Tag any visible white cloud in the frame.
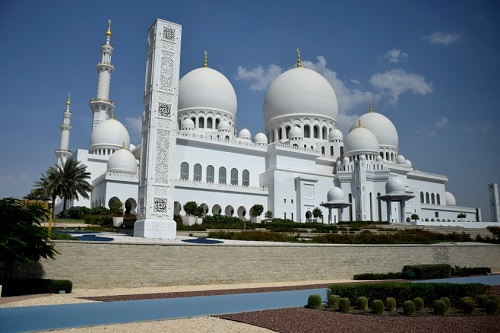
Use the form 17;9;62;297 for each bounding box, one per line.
416;128;437;137
337;112;359;135
125;117;142;135
235;64;282;91
423;32;461;45
383;49;408;63
435;117;448;128
462;121;491;134
370;69;433;103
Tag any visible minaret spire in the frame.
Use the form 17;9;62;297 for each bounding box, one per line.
55;94;73;166
369;100;373;113
203;50;208;67
296;48;302;68
89;19;116;131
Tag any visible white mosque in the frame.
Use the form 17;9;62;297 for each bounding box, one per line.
54;19;480;230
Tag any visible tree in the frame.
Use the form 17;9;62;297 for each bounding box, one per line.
313;207;323;220
110;200;124;217
411;213;420;222
457;213;466;221
250;204;264;217
183;201;198;216
265;210;273;220
23;188;49;201
0;198;57;279
35;159;92;216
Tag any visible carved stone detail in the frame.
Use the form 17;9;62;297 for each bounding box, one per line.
158;103;171;118
154;129;169;183
162;27;175;40
153;197;168;213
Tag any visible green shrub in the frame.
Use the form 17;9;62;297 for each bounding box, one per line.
462;299;475;314
440;297;451;313
328;295;340;309
451;266;491;277
338;298;351;313
356;296;368;311
0;279;72;296
307;294;323;309
83;214;113;227
413;297;424;311
477;294;489;307
403;300;416;316
489;294;500;307
433;300;447;316
402;264;451;279
353;272;404;280
386;297;397;312
371;300;384;314
485;299;499;314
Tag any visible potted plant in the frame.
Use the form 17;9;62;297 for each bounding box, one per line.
313;207;323;223
250;204;264;223
264;210;273;222
110;200;124;227
182;201;198;226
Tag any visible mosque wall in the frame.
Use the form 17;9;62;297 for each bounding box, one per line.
34;241;500;289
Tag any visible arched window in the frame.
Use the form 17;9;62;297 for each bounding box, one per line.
431;193;435;205
420;192;424;203
207;117;213;129
304;125;310;138
436;194;441;205
385;152;389;160
178;119;181;130
242;169;249;186
194;163;202;181
278;128;283;140
215;118;220;129
199;117;205;129
285;126;291;139
321;146;325;155
219;167;226;184
231;168;238;185
206;165;214;183
426;192;430;204
313;125;319;138
340;146;344;159
180;162;189;180
191;117;196;127
322;126;327;140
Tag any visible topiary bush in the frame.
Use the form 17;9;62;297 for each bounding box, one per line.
489;294;500;307
307;294;323;309
403;300;416;316
402;264;451;279
413;297;424;312
477;294;489;307
440;297;451;313
328;294;340;309
485;299;499;314
338;298;351;313
433;300;447;316
462;299;475;314
386;297;397;312
371;300;385;314
356;296;368;311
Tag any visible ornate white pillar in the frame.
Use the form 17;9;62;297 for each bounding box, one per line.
55;94;73;166
134;19;182;239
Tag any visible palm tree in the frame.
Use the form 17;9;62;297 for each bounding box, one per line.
35;159;93;216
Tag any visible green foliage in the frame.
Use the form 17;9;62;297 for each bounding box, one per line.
312;207;323;218
451;266;491;276
327;282;489;307
371;300;384;314
250;204;264;217
477;294;489;307
338;298;351;313
89;206;112;215
122;214;137;228
489;294;500;307
56;206;91;219
307;294;322;309
485;299;499;313
386;297;397;312
403;300;416;316
183;201;199;216
353;272;404;280
461;298;475;314
208;230;297;242
110;200;124;216
202;214;243;225
433;300;447;316
440;297;451;313
328;295;340;309
457;213;466;219
51;232;79;240
402;264;451;279
83;215;113;227
0;278;72;296
356;296;368;311
411;213;420;221
264;210;273;219
413;297;424;311
0;198;57;279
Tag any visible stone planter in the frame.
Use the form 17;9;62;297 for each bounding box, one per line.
112;217;124;228
182;215;197;226
250;216;262;223
195;217;203;225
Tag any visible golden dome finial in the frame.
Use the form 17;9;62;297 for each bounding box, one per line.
111;109;115;119
296;48;301;68
66;93;71;106
369;100;373;113
203;50;208;68
358;119;362;128
106;19;112;38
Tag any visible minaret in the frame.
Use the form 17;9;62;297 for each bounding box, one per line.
89;19;115;131
55;94;73;166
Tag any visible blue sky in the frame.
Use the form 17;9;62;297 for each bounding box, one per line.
1;0;499;218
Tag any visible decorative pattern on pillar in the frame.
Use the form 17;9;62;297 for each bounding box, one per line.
55;94;73;166
89;20;115;131
134;19;182;239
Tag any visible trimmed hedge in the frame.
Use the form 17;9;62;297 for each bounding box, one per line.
353;272;404;280
434;300;447;316
462;299;475;314
386;297;397;312
0;279;72;296
328;294;340;309
371;300;384;314
327;282;489;306
307;294;322;309
485;299;499;314
357;296;369;311
451;266;491;277
403;300;416;316
402;264;451;279
338;298;351;313
414;297;424;311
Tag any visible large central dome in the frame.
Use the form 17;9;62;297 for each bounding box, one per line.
178;67;237;116
263;67;338;125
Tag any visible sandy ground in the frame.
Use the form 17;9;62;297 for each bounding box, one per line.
1;280;348;333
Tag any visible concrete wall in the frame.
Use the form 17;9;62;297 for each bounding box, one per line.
31;241;500;289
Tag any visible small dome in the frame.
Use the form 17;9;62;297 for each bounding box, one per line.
129;143;136;151
178;67;237;116
445;192;456;206
264;67;338;126
350;109;398;149
376;155;383;162
343;156;350;163
344;126;379;156
386;177;405;194
328;128;343;141
90;118;130;152
107;148;137;173
288;126;303;139
254;132;268;144
405;159;412;167
239;128;251;140
218;120;231;131
327;186;345;202
181;118;195;130
359;155;366;161
396;155;406;163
